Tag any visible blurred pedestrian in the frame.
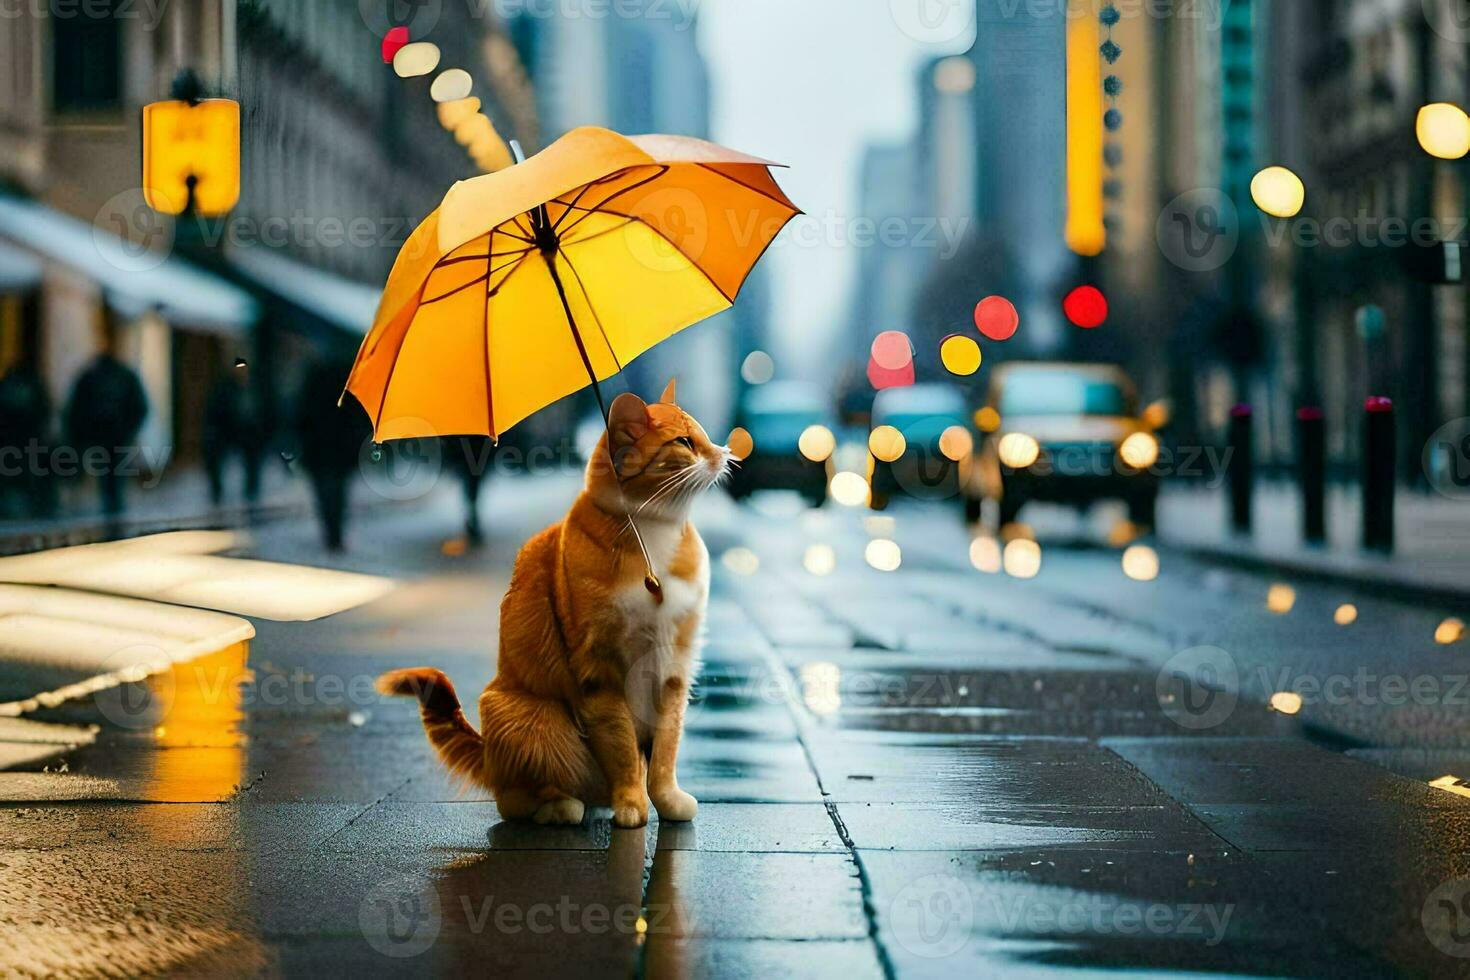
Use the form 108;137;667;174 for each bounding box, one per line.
296;354;367;551
446;436;493;543
203;357;266;508
0;352;54;519
64;334;147;519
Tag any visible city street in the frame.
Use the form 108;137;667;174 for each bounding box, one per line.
4;472;1470;977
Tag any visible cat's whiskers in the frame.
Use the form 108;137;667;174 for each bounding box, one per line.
636;464;702;517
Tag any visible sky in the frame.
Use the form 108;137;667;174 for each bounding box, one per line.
697;0;973;374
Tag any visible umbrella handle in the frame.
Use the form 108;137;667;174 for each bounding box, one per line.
510;140;526;164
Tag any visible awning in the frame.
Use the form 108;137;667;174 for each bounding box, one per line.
227;245;381;337
0;195;258;334
0;240;41;293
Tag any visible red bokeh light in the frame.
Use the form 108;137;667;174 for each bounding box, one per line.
867;356;915;391
381;26;410;64
870;330;914;371
1063;285;1108;329
974;296;1019;341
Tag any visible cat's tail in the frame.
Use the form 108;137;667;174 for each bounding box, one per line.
376;668;488;792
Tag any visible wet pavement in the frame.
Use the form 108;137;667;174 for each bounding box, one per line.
3;472;1470;977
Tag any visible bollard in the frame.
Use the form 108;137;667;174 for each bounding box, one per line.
1228;404;1253;536
1297;407;1326;545
1362;396;1395;553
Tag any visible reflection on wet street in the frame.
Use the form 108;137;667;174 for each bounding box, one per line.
3;491;1470;977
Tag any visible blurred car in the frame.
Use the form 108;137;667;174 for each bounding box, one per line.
868;383;972;511
971;362;1160;528
726;381;836;507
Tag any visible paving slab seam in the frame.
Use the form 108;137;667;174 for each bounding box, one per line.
312;775;415;850
750;633;898;980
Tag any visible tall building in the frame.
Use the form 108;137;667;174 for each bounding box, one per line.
967;0;1070;357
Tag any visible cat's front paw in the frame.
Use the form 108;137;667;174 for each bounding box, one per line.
652;787;698;822
532;797;585;826
611;793;652;834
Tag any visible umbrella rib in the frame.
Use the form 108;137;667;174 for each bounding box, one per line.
547;168;645;233
495;221;535;245
556;215;639;248
694;162;799;212
556;249;624;374
439;247;533;267
510;214;537;242
372;280;429;435
635;220;734;304
550;166;669;240
547;177;613;233
419;253;528;307
482;247;494;437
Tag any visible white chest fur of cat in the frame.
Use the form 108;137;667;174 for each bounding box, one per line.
613;519;708;741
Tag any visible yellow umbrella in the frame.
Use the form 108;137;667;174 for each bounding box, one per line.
343;126;798;444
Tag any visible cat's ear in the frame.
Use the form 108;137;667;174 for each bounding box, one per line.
609;392;650;445
658;378;677;405
608;392;650;474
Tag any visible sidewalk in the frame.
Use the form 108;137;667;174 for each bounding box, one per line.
1159;481;1470;602
0;465;314;556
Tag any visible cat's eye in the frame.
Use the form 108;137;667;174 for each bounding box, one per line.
673;436;696;451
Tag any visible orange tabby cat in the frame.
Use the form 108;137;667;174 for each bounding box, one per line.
378;379;727;828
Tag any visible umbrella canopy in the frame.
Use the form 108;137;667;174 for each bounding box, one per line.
344;126;799;443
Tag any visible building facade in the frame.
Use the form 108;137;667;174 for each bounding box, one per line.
0;0;535;473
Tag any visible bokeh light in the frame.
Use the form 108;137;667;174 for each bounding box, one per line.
870;331;914;371
393;42;441;77
1267;583;1296;614
803;544;837;576
798;425;836;463
1063;285;1108;329
1269;691;1304;715
1417;103;1470;160
430;68;473;103
829;471;869;507
726;427;754;460
869;425;907;463
865;539;902;572
1121;545;1159;581
741;350;775;385
1003;539;1042;579
1436;617;1466;645
1119;432;1160;469
939;425;973;462
1250;166;1306;218
969;536;1001;573
381;26;410;64
940;334;982;376
974;295;1019;341
1334;604;1358;626
1107;520;1141;548
454;113;493;147
721;547;760;576
863;514;896;538
800;662;842;717
867;357;915;391
974;407;1002;433
436;96;481;130
997;432;1040;469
